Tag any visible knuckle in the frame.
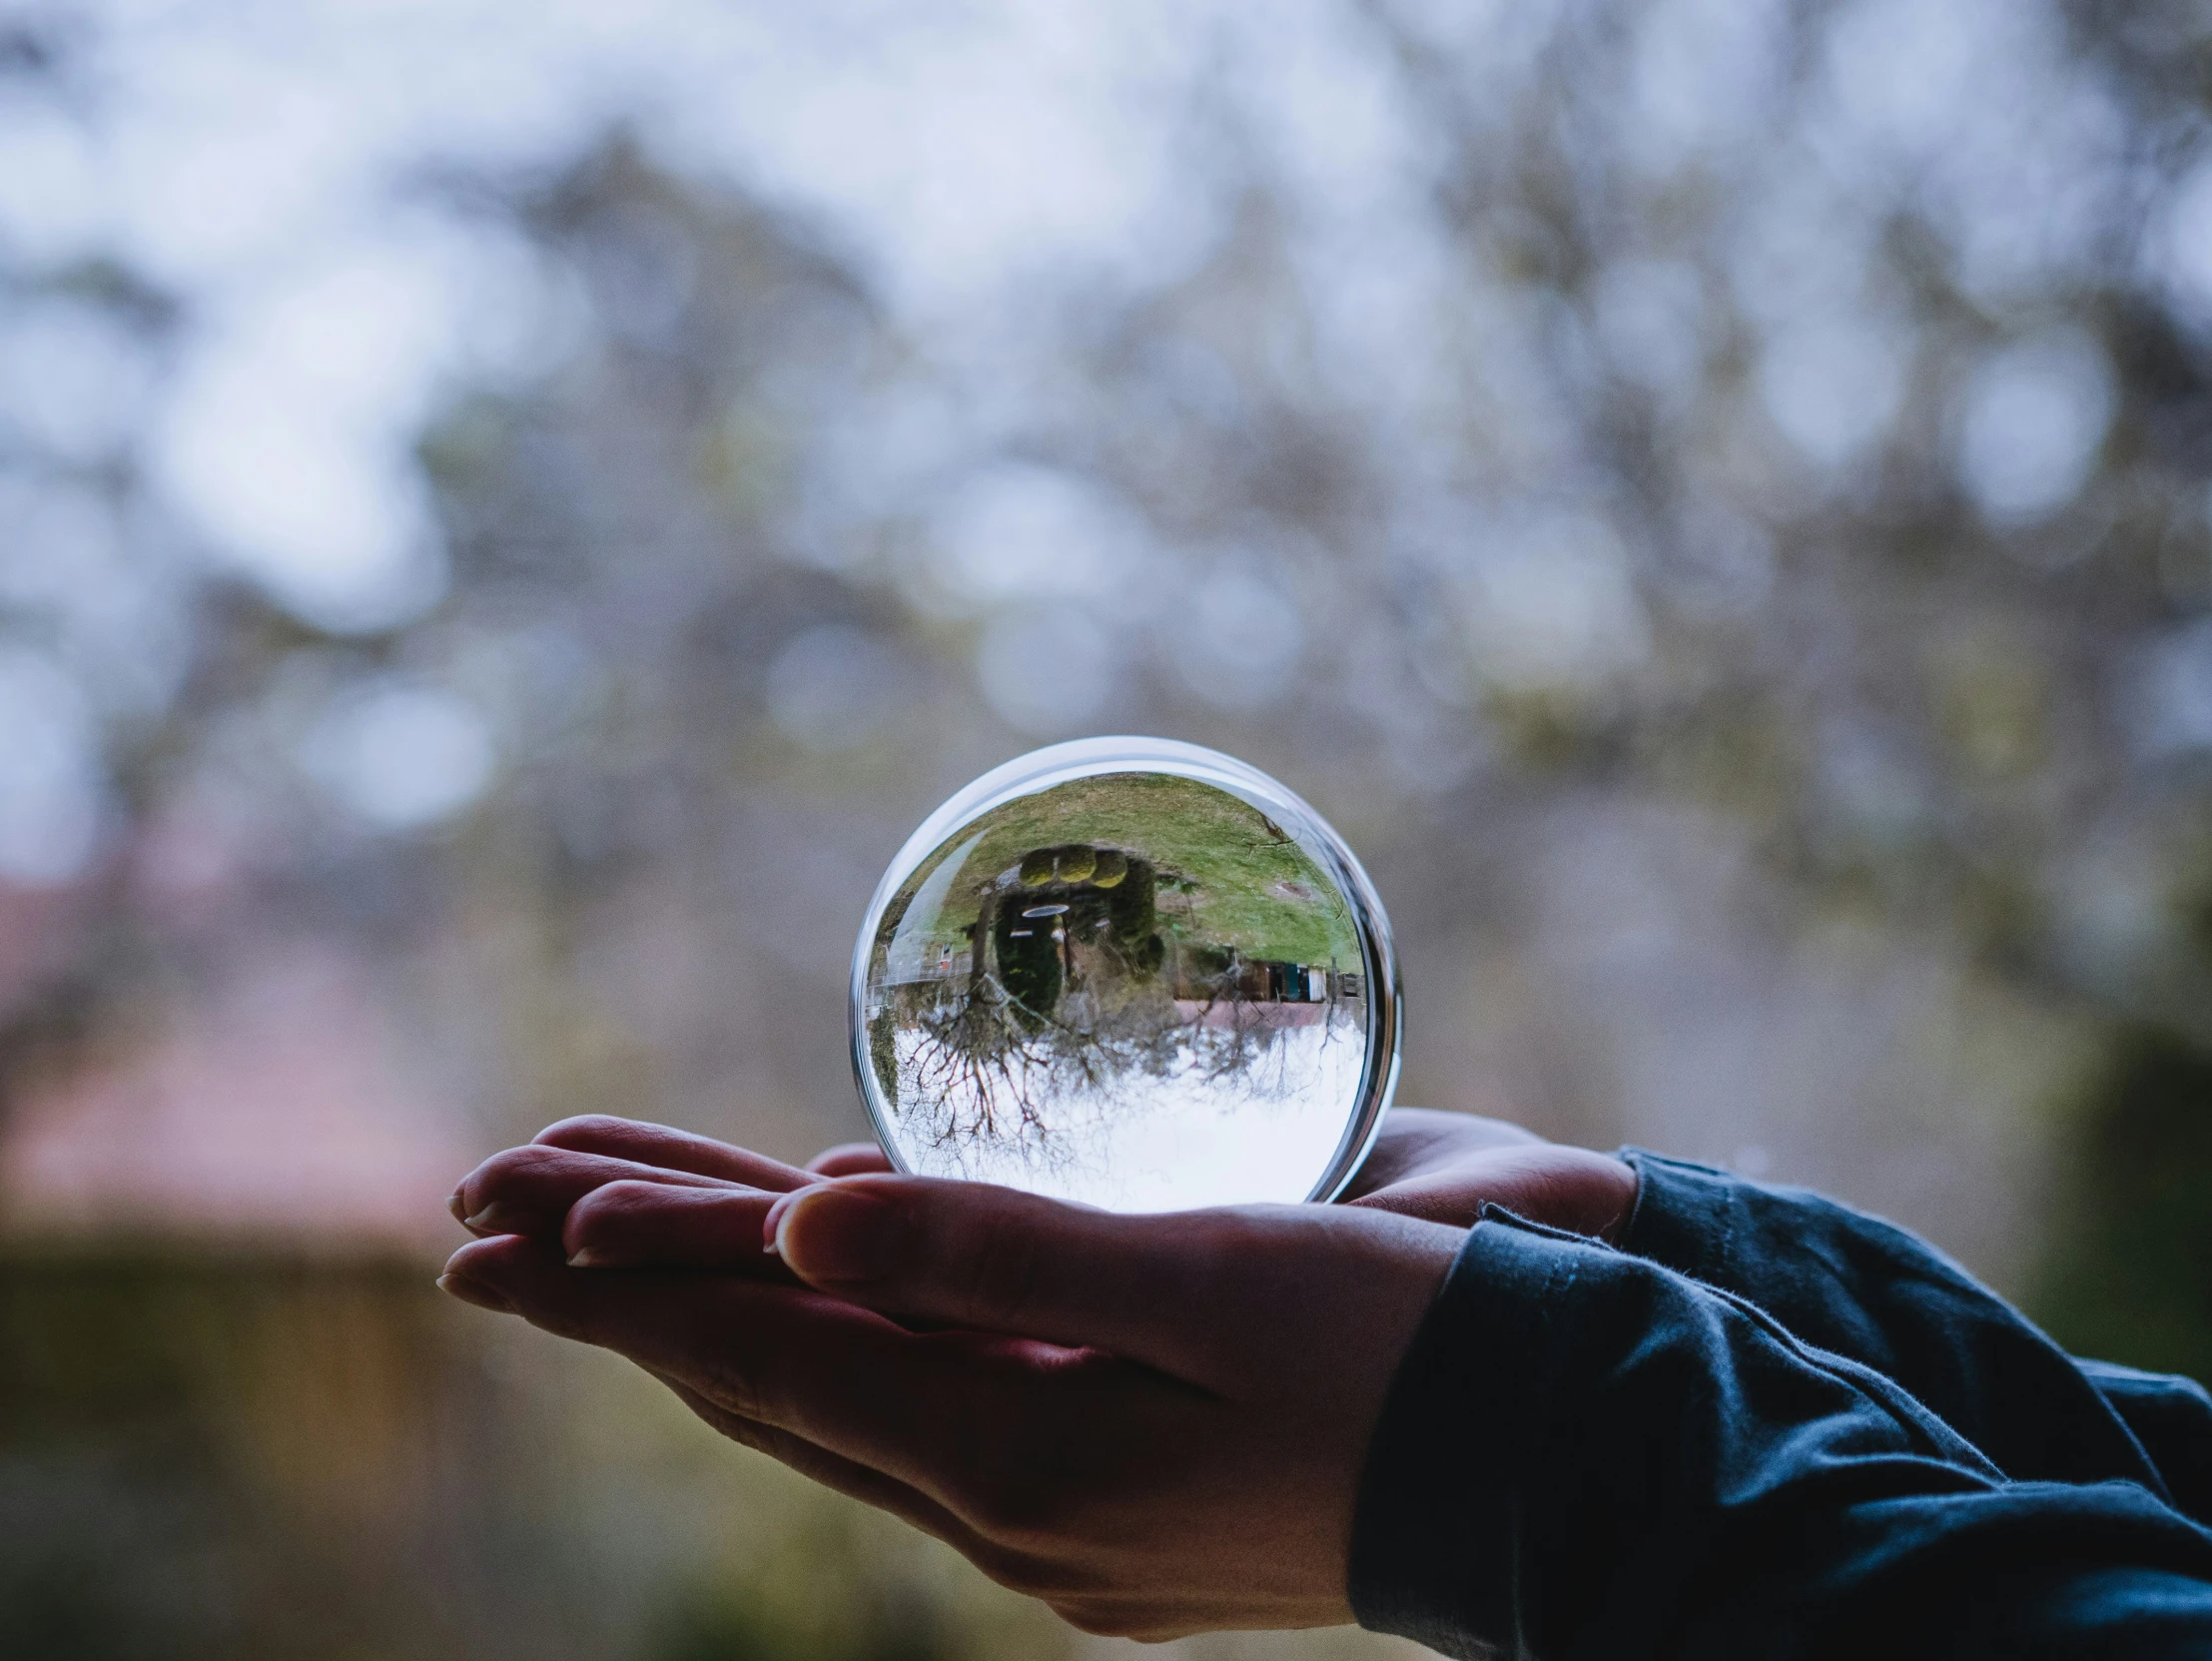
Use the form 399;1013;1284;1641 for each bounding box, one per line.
956;1210;1045;1327
1054;1604;1117;1638
963;1540;1050;1597
532;1114;629;1147
696;1347;774;1425
1167;1213;1246;1299
576;1178;658;1220
463;1146;565;1214
960;1444;1070;1540
520;1145;608;1190
680;1394;766;1449
1051;1601;1154;1640
478;1145;556;1185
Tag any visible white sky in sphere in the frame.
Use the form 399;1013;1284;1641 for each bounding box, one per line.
890;1021;1371;1212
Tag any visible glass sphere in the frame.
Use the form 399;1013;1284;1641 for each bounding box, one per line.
850;738;1400;1212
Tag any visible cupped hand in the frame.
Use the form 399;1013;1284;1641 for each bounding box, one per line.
442;1107;1634;1266
440;1167;1463;1638
437;1107;1633;1636
1338;1107;1639;1241
804;1110;1639;1242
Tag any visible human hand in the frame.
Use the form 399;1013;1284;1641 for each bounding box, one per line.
442;1104;1633;1272
777;1108;1638;1243
440;1151;1464;1637
1337;1107;1639;1242
446;1115;822;1253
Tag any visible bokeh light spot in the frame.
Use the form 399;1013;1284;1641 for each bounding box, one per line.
1176;563;1306;711
0;648;105;887
930;463;1147;611
1956;330;2113;526
975;604;1114;735
1757;312;1910;470
765;624;905;752
301;678;496;831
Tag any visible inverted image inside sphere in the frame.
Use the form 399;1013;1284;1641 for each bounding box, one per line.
863;771;1373;1212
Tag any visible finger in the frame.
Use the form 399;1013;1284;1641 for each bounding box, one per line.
435;1232;1080;1504
1342;1171;1504;1227
563;1180;788;1272
762;1176;1459;1393
1337;1107;1543;1200
1346;1145;1640;1242
451;1144;741;1238
530;1115;817;1191
806;1142;895;1177
440;1239;1046;1570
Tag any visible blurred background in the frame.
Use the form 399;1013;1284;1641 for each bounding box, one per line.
4;0;2212;1655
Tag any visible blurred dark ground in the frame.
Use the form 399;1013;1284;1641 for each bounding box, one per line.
3;1;2212;1655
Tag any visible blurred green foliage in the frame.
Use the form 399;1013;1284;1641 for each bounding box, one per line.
650;1577;951;1661
2035;1028;2212;1384
895;772;1358;964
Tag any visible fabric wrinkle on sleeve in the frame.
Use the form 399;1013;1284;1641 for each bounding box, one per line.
1349;1209;2212;1661
1616;1149;2191;1508
2078;1361;2212;1525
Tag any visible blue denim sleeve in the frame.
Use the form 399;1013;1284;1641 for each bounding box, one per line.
1618;1151;2212;1520
1349;1213;2212;1661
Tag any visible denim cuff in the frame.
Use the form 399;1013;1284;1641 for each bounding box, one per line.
1347;1210;1598;1659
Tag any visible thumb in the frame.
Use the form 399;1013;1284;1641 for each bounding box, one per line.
765;1175;1257;1383
764;1175;1460;1396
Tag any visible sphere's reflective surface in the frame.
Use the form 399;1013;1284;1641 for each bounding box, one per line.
852;739;1399;1211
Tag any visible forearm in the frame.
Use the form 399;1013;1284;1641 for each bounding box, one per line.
1616;1150;2205;1504
1351;1214;2212;1660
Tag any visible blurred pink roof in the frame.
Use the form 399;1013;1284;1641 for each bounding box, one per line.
0;947;475;1256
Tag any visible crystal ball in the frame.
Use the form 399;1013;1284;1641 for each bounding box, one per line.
850;738;1400;1212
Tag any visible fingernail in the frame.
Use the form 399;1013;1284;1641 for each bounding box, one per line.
463;1205;520;1235
762;1189;800;1255
447;1187;468;1226
566;1247;610;1268
436;1272;515;1314
774;1185;905;1284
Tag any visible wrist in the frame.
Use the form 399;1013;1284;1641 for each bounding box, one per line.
1341;1143;1641;1242
1500;1146;1640;1244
